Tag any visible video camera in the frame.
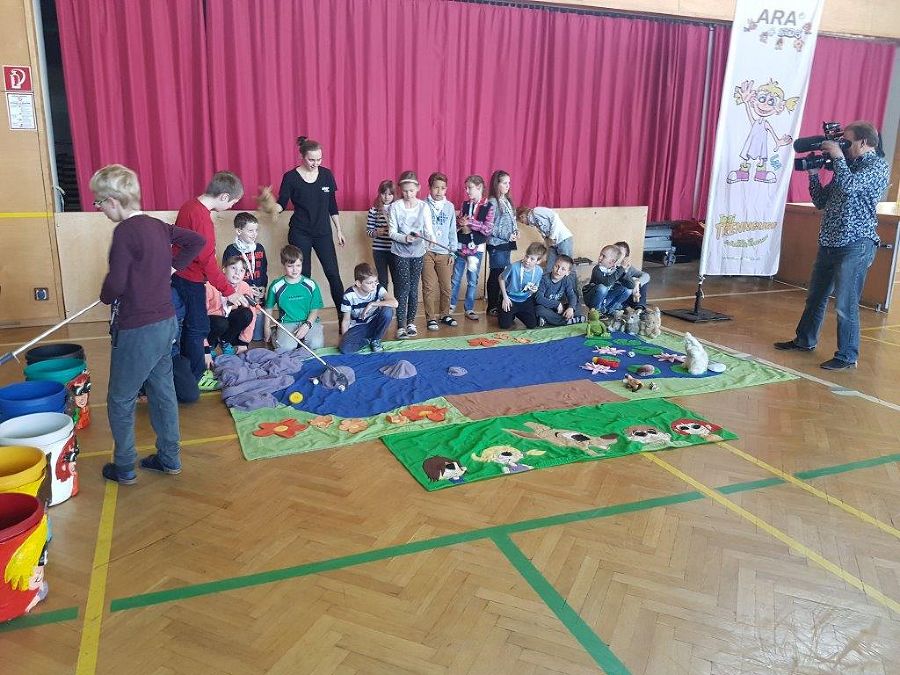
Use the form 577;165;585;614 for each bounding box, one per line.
793;122;850;171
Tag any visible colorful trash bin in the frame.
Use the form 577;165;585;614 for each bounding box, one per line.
0;446;50;504
0;492;48;622
0;381;67;423
23;358;91;430
0;413;78;506
24;343;85;365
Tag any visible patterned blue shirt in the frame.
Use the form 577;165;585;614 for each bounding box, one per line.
809;151;888;247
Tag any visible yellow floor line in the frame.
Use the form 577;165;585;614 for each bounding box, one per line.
79;433;238;459
719;441;900;540
861;335;900;348
75;480;118;675
643;453;900;616
861;323;900;332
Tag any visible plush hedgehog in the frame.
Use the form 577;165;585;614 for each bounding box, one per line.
639;306;662;339
683;332;709;375
623;307;641;335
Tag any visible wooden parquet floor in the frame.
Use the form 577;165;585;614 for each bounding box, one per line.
0;264;898;674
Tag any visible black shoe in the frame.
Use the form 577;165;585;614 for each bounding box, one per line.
773;340;814;352
102;463;137;485
820;358;857;371
140;454;182;475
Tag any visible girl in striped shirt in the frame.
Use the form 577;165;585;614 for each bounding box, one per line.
366;179;395;290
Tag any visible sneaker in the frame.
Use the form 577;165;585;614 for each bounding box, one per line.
198;369;221;391
102;463;136;485
396;328;408;340
465;310;479;321
538;317;546;327
222;344;236;356
140;454;182;475
820;358;857;371
371;339;384;352
568;315;586;324
441;315;458;327
427;320;440;331
487;307;499;317
406;323;418;336
773;340;814;352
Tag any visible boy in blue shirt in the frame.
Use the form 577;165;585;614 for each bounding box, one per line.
498;242;547;329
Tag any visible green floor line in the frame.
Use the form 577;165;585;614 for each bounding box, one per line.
492;532;631;675
107;451;900;613
0;606;79;634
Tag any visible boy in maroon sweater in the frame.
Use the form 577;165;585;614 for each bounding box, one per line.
173;171;249;381
93;164;205;484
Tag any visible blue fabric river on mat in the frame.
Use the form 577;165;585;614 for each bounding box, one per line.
276;334;713;418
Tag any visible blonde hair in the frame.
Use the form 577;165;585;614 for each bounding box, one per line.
758;80;799;112
89;164;141;209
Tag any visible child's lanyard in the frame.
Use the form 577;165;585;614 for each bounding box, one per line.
519;264;536;289
240;250;255;278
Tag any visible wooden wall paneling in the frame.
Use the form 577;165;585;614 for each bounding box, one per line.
55;206;647;322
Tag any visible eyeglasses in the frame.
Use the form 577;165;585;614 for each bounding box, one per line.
92;196;113;208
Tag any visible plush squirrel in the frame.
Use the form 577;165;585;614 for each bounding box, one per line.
683;332;709;375
639;306;662;339
623;307;641;335
255;185;280;215
586;308;609;338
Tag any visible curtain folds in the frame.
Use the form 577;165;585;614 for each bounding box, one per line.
55;0;894;219
56;0;212;210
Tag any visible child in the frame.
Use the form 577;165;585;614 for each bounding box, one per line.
583;245;635;314
388;171;435;339
534;254;585;326
204;257;258;372
450;175;494;322
264;245;324;353
92;164;205;484
366;180;395;290
615;240;650;308
498;242;547;330
516;206;574;274
421;172;458;330
173;171;249;381
221;212;268;340
486;170;518;316
339;262;398;354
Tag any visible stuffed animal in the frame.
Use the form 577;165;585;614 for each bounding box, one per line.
586;308;609;338
607;309;625;332
622;374;643;392
623;307;640;335
683;332;709;375
255;185;280;215
639;306;662;339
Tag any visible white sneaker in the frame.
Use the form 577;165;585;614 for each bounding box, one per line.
406;323;418;336
396;328;408;339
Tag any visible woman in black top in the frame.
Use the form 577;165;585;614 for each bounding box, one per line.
259;136;345;320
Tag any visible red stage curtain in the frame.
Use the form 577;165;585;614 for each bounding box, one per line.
56;0;212;210
694;25;730;220
205;0;710;219
787;35;895;201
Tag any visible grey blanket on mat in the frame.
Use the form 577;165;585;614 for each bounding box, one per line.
213;348;306;411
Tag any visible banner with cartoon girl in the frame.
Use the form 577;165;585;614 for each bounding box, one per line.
700;0;824;276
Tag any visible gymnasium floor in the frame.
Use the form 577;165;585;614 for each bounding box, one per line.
1;262;898;674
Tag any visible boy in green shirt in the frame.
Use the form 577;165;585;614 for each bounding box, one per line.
264;245;325;353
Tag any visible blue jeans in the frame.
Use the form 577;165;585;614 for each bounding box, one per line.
339;307;394;353
172;275;209;381
794;238;877;363
108;317;181;474
588;284;631;313
545;237;574;273
450;252;484;312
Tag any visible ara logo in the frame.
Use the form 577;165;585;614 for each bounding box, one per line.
756;10;802;26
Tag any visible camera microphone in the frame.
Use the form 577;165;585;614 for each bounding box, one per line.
792;135;826;153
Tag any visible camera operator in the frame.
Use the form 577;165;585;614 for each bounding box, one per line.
774;121;889;370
